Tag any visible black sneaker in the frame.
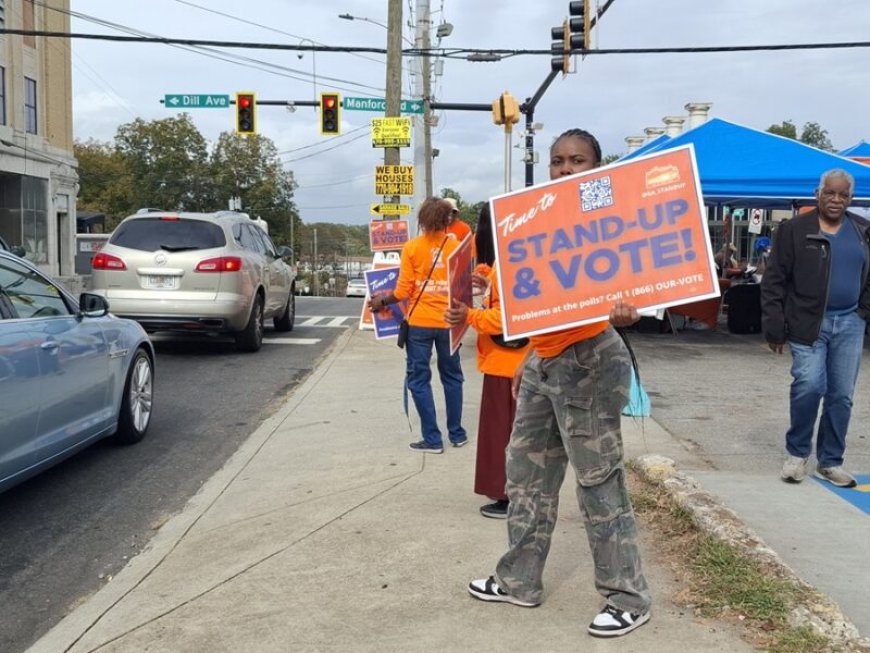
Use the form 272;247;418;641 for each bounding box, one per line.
451;437;469;448
587;604;650;637
408;440;443;454
467;576;539;607
479;500;509;519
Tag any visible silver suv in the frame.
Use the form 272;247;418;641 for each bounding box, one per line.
88;210;296;352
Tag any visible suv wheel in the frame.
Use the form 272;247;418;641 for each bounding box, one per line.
274;288;295;332
236;295;264;352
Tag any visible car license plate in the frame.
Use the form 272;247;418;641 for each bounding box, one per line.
143;275;178;290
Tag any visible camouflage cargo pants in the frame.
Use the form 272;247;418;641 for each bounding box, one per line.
494;327;651;613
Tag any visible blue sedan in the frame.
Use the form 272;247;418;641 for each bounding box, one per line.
0;250;155;493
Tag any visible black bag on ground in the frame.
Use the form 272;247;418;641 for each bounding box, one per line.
396;319;409;349
725;283;762;334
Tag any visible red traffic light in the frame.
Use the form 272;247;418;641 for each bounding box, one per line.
323;96;336;109
238;96;251;109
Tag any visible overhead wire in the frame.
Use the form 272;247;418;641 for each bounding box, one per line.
33;3;387;95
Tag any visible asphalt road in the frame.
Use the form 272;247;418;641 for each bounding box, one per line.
0;297;366;653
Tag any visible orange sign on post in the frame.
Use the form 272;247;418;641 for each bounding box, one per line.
369;219;410;251
490;146;719;340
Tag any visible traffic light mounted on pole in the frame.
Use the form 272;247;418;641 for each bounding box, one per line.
235;92;256;135
320;92;341;135
491;91;520;128
550;0;590;74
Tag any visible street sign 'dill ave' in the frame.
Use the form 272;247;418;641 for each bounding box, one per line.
164;94;230;108
344;96;424;115
371;117;412;148
375;165;415;196
371;203;411;216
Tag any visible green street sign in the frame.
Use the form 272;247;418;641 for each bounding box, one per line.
164;94;230;109
343;96;424;115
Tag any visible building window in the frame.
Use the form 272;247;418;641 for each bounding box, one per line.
24;76;37;134
23;0;35;48
0;67;5;125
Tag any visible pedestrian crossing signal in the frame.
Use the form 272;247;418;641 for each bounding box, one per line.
320;92;340;135
235;92;256;134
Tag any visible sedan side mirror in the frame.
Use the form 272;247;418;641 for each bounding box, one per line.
78;292;110;318
276;245;292;260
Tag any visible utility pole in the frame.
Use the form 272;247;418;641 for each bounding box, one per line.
414;0;434;204
384;0;403;208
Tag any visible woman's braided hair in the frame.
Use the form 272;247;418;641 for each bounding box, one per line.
551;128;602;166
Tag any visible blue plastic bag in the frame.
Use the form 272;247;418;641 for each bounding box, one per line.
622;367;651;417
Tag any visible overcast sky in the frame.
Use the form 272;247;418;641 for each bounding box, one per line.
69;0;870;225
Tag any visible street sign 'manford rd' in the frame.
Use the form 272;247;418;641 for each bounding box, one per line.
164;94;230;108
344;96;424;115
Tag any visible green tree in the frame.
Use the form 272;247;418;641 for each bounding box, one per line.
767;120;797;140
210;132;298;247
114;114;211;213
73;139;136;228
767;120;834;151
799;122;833;151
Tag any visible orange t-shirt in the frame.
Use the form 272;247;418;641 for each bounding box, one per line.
393;231;459;328
446;219;476;260
466;267;529;378
529;322;609;359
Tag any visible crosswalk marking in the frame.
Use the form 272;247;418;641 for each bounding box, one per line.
295;315;357;328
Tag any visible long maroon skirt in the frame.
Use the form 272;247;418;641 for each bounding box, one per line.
474;374;516;500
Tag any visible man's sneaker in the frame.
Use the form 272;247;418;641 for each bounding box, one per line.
451;437;468;448
815;465;857;488
408;441;443;454
467;576;539;608
479;500;509;519
587;604;650;638
781;455;810;483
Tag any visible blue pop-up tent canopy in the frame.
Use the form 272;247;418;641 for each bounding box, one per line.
620;118;870;208
839;140;870;158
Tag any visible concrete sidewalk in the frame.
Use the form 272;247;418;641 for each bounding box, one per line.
27;329;805;652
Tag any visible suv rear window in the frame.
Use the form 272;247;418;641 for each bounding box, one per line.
111;218;226;252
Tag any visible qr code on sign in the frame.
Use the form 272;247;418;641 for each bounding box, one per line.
579;176;613;212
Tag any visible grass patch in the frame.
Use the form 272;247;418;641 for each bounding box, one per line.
629;471;845;653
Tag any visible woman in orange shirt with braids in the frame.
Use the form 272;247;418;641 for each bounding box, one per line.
369;197;466;454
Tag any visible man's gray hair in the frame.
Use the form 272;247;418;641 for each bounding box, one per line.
818;168;854;193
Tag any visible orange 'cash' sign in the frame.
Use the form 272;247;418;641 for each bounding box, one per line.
490;146;719;340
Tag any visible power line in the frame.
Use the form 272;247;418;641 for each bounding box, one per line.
282;132;371;163
5;28;870;57
276;125;369;156
31;5;387;94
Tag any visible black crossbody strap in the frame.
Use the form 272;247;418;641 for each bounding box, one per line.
405;236;449;321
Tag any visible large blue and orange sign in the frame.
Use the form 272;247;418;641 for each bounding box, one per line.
369;220;410;251
490;146;718;340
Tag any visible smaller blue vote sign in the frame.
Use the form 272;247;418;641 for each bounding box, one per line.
364;266;408;340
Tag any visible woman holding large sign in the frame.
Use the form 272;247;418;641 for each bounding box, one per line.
467;129;653;638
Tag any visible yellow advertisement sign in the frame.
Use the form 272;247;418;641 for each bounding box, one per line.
371;117;412;148
375;165;415;196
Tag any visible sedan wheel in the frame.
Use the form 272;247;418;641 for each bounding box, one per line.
112;349;153;444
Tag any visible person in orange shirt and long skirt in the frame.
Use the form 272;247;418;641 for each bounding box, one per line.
445;203;528;519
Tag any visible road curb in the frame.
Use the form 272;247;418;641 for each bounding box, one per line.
633;454;870;652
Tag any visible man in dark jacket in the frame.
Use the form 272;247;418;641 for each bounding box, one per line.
761;169;870;488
